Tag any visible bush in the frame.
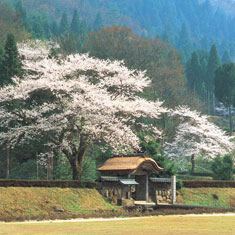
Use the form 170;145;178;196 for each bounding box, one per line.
182;180;235;188
211;155;234;180
139;133;177;177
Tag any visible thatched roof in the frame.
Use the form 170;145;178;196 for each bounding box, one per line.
97;155;163;175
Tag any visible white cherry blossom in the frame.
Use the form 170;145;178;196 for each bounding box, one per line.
0;41;167;180
164;106;235;164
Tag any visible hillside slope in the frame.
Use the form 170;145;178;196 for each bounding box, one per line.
0;187;114;221
12;0;235;60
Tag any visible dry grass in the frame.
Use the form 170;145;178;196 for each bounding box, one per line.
0;187;115;221
177;188;235;208
0;215;235;235
0;187;235;222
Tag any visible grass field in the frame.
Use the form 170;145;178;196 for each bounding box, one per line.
0;215;235;235
178;188;235;208
0;187;116;221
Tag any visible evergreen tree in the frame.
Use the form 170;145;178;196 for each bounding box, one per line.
59;33;78;55
206;44;220;113
71;9;81;35
43;20;51;39
0;45;4;79
186;52;203;97
0;34;22;86
31;16;45;39
214;63;235;135
59;12;69;35
177;23;192;63
51;21;59;37
93;12;103;31
222;50;231;64
15;0;27;28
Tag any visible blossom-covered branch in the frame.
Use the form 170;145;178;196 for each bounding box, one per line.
164;106;235;164
0;41;167;180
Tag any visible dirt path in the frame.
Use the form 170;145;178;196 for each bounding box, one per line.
1;213;235;224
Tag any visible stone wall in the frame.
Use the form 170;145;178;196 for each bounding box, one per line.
149;181;172;204
156;189;172;204
100;187;121;205
99;181;133;205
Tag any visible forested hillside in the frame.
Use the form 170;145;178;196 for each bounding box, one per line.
0;0;234;181
3;0;235;62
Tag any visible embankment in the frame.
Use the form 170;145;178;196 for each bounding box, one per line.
0;187;115;221
177;187;235;208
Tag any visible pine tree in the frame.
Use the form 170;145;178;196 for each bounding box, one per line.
15;0;27;28
71;9;81;35
31;16;45;39
59;12;69;35
222;50;231;64
186;52;203;97
93;12;103;31
177;23;192;63
0;34;22;86
215;63;235;135
206;44;220;113
51;21;59;37
0;45;4;80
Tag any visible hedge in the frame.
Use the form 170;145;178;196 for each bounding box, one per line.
0;179;97;188
182;180;235;188
178;172;212;177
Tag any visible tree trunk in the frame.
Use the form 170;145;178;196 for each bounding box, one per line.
191;154;195;174
70;158;82;181
212;93;215;115
6;144;11;178
229;105;233;136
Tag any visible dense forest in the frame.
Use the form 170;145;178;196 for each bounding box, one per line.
0;0;234;181
3;0;235;62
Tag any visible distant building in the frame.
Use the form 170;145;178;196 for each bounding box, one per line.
98;154;176;206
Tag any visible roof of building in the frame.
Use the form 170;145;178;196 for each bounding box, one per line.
97;155;163;175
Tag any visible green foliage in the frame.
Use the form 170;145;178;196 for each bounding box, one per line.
54;155;72;180
59;12;69;35
214;63;235;135
59;33;79;55
70;9;81;36
177;23;192;62
9;159;38;180
211;155;234;180
93;12;103;31
206;44;220;92
82;157;97;182
214;63;235;108
0;33;22;86
186;51;204;97
15;0;27;28
222;50;231;64
139;133;177;177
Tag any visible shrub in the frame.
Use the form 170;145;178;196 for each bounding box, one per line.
211;155;234;180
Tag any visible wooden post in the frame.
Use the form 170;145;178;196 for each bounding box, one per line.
36;152;39;180
191;154;195;174
6;144;10;178
171;175;176;205
128;174;131;199
146;175;149;201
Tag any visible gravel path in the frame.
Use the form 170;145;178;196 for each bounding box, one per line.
1;213;235;224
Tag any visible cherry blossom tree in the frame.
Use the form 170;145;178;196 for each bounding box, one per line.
163;106;235;173
0;40;167;180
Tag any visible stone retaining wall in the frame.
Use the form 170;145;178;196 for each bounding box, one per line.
156;189;172;203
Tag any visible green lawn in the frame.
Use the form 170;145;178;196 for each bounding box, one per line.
0;215;235;235
178;188;235;208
